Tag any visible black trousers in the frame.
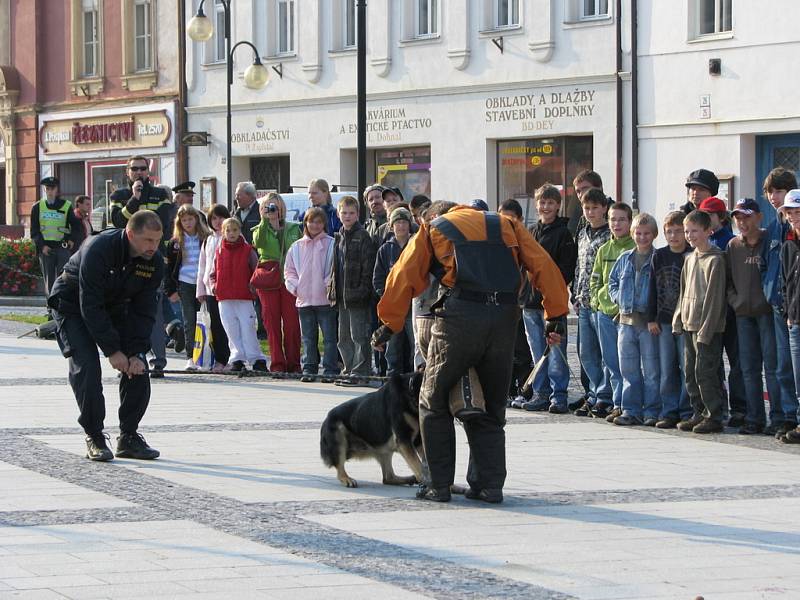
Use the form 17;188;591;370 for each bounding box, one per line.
420;296;519;491
53;310;151;436
205;295;230;366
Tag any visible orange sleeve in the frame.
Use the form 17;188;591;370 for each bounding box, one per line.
377;224;434;332
512;219;570;320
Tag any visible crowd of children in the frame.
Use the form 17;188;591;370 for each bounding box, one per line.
505;167;800;445
175;167;800;444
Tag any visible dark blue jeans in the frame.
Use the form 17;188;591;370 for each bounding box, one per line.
737;313;780;427
774;309;798;425
298;305;339;375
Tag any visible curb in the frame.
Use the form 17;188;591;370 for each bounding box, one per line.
0;295;47;307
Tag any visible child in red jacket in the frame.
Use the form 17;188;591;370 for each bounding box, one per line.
212;218;268;372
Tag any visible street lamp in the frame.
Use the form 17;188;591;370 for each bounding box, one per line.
188;0;270;209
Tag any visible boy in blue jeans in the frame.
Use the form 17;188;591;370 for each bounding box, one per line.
609;213;660;426
590;202;635;421
762;168;799;438
647;211;693;428
519;184;576;413
572;188;613;416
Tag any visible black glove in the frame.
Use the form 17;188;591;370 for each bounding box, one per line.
371;324;394;349
545;317;566;337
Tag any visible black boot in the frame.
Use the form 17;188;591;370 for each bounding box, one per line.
116;432;160;460
85;433;114;462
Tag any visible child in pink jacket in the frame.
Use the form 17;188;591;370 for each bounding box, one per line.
284;207;339;382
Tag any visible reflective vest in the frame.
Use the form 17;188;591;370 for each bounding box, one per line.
39;198;72;242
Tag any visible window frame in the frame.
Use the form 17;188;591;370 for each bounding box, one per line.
579;0;609;20
210;0;226;63
133;0;152;72
414;0;438;38
276;0;296;56
343;0;356;49
82;5;99;77
692;0;733;39
494;0;520;29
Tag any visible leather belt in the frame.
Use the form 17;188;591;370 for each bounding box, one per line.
450;288;517;306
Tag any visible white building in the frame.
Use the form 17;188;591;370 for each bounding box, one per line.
185;0;800;225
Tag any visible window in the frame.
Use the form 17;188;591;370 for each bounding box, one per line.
415;0;438;37
82;0;98;77
495;0;519;28
581;0;608;19
277;0;295;54
698;0;732;35
344;0;356;48
134;0;152;71
212;0;226;62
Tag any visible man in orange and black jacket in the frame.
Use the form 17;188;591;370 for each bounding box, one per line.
373;203;569;504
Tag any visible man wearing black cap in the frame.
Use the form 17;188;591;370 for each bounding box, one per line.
682;168;719;215
30;176;83;301
173;181;196;208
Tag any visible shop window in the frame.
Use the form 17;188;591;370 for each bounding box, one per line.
690;0;732;39
376;147;431;202
121;0;157;90
69;0;104;96
56;162;86;199
497;136;593;229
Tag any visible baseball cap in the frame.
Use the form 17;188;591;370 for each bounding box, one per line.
782;189;800;210
698;196;727;214
685;169;720;195
730;198;760;216
382;187;404;201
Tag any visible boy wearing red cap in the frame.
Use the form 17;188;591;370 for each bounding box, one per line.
698;196;746;427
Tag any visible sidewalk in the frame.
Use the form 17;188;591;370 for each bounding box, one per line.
1;330;800;599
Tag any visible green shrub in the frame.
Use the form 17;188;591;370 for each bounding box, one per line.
0;238;42;296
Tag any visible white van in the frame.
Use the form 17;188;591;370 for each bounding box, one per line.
258;191;358;223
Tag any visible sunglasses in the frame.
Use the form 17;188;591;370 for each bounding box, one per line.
129;166;148;172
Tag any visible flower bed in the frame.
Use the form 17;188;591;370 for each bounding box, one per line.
0;238;43;296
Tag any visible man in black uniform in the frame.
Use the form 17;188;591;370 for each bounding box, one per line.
109;156;173;231
374;204;569;503
48;210;164;461
30;176;82;303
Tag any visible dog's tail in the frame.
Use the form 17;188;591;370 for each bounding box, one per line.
319;413;341;468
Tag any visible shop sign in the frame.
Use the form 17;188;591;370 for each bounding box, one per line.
339;106;432;143
39;110;172;155
232;117;290;154
484;89;597;132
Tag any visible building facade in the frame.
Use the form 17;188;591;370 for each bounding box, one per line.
186;0;625;225
638;0;800;223
0;0;185;228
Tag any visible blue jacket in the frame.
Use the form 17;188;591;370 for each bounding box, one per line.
299;203;342;235
762;216;789;310
710;225;734;251
608;248;653;316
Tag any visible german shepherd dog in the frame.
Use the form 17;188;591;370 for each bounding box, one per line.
320;372;425;488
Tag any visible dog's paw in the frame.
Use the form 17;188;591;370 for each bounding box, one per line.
340;477;359;488
450;484;467;495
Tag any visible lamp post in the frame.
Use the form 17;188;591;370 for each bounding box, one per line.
187;0;269;209
356;0;367;221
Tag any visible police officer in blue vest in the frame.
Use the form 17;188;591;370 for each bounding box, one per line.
48;210;164;462
30;176;82;302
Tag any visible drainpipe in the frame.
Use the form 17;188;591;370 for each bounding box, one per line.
615;0;623;204
631;0;639;211
177;0;188;183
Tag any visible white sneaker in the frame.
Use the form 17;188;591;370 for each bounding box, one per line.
185;360;198;371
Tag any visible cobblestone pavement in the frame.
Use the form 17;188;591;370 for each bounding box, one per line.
2;325;800;599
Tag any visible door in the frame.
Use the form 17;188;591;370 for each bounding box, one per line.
756;134;800;225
